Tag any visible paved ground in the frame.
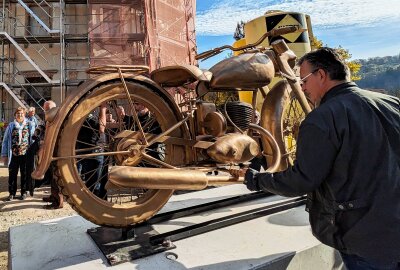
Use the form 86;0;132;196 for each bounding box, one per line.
0;166;76;270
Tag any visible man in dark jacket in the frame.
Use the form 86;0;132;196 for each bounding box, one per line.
244;47;400;269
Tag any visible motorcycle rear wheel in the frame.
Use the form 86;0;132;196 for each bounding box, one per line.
56;80;186;227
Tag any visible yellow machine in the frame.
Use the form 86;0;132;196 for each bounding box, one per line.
234;10;314;107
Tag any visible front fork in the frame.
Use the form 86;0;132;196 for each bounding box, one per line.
256;40;312;172
271;40;312;115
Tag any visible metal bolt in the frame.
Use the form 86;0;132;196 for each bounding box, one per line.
162;240;172;248
348;203;354;208
338;204;344;210
107;255;117;263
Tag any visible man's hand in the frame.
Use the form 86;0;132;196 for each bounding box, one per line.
244;168;261;191
229;167;248;179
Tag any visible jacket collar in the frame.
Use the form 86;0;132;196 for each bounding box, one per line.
320;82;357;105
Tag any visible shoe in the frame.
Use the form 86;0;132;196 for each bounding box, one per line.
6;195;14;201
29;190;34;197
44;202;63;210
42;196;54;202
20;194;27;200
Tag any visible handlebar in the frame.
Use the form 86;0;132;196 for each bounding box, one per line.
196;25;303;61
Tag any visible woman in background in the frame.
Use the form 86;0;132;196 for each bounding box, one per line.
1;107;35;201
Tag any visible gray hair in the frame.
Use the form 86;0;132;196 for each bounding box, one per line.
298;47;350;81
43;100;56;112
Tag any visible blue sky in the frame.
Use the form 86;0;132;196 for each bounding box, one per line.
196;0;400;68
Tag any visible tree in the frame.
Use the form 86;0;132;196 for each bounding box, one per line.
310;36;361;81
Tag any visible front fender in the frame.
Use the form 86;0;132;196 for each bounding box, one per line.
260;80;291;172
32;73;185;180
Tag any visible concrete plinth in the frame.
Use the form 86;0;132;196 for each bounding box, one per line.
9;186;344;270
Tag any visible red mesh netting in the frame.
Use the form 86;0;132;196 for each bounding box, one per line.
88;0;196;70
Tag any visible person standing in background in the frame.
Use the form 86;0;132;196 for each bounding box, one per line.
27;107;38;130
26;106;40;196
116;105;134;130
39;100;65;209
76;104;106;196
1;107;35;200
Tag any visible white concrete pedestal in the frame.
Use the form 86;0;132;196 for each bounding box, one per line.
9;186;344;270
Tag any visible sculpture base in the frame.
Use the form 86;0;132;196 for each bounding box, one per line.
9;185;343;269
87;225;175;266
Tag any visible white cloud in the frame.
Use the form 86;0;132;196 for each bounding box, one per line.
197;0;400;35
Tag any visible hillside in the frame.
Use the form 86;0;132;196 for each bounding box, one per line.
356;54;400;97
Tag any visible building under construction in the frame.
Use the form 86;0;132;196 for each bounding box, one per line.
0;0;196;122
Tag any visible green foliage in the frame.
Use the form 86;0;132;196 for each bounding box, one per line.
309;36;400;97
310;36;323;49
357;55;400;97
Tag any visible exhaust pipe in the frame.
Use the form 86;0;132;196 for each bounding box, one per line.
108;166;243;190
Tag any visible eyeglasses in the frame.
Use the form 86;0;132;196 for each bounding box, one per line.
299;69;319;84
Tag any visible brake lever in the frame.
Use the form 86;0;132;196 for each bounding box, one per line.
200;50;223;61
195;48;223;60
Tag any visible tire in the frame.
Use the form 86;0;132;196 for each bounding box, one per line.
261;80;307;171
56;80;186;227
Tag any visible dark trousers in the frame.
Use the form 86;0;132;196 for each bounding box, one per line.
8;154;27;196
97;161;108;199
45;163;63;207
340;252;400;270
78;156;103;192
25;147;36;194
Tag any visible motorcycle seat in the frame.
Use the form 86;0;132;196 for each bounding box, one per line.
150;64;212;87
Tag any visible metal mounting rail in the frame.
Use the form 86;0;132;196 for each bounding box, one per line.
150;196;306;245
146;190;271;225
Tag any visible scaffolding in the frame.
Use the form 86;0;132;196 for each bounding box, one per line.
0;0;196;122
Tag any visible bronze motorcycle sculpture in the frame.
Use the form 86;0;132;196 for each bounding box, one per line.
32;26;312;227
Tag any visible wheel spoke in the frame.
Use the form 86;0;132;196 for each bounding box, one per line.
282;96;307;163
141;152;177;169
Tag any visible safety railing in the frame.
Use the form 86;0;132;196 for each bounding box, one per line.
17;0;61;34
0;7;58;69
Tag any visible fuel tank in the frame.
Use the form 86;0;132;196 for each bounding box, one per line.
209;53;275;90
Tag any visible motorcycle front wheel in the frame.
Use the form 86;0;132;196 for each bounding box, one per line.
261;80;308;171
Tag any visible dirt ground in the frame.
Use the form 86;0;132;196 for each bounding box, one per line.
0;166;76;270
